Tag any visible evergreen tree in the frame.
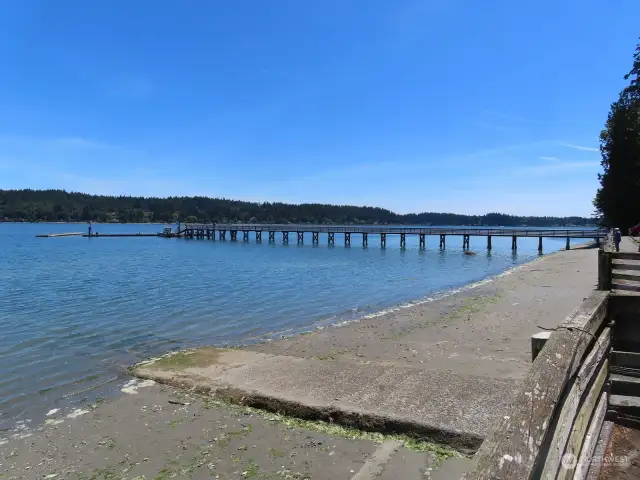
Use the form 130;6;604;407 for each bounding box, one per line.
594;41;640;231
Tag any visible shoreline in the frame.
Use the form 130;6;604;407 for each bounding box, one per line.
131;242;600;441
0;242;593;440
0;243;601;478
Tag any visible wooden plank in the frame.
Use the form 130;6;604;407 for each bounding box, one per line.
556;359;608;480
573;391;608;480
540;328;609;479
612;262;640;271
612;350;640;369
613;272;640;282
612;252;640;261
463;291;609;480
612;282;640;292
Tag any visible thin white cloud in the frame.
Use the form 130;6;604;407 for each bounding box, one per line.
539;156;560;161
561;143;600;152
525;161;600;175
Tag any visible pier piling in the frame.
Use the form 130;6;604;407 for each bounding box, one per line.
282;232;289;243
219;230;226;240
566;237;570;250
243;231;249;242
512;236;517;250
256;231;262;242
381;233;386;248
230;231;237;241
328;232;335;245
463;234;470;249
312;232;319;244
439;234;446;249
538;236;543;252
363;232;368;247
400;233;406;248
487;235;492;250
419;234;425;249
345;232;351;246
297;232;304;244
268;231;275;243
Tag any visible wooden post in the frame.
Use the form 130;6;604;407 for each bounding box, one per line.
345;232;351;246
566;237;571;250
439;234;446;248
419;234;425;248
487;235;492;250
538;236;543;252
512;235;517;250
463;234;470;249
381;233;386;248
400;233;406;248
531;331;552;362
597;250;612;290
363;232;368;247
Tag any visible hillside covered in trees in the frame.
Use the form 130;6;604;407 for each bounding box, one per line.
0;189;594;226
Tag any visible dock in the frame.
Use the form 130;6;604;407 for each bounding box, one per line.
81;233;159;237
176;223;606;251
35;232;83;238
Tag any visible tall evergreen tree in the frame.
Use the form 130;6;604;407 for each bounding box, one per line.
594;41;640;230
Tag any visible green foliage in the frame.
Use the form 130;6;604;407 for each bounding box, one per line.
0;189;592;226
594;40;640;230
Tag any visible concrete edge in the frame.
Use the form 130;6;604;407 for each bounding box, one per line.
133;367;483;453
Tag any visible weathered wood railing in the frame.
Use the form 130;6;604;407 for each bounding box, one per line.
465;290;610;479
599;250;640;294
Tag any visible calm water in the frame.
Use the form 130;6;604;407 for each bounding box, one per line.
0;223;574;434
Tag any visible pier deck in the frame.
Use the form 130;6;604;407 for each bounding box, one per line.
178;223;605;250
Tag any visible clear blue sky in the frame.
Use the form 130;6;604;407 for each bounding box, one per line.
0;0;638;216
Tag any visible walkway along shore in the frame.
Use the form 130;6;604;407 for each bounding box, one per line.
0;244;599;479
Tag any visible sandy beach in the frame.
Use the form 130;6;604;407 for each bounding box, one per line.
0;244;600;479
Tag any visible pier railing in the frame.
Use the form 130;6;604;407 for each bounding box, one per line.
466;290;610;479
183;223;605;238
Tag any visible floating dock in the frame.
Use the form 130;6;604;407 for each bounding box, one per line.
35;232;83;238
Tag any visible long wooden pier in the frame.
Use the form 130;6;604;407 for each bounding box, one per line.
175;223;606;251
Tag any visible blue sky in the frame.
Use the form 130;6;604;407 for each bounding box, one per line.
0;0;638;216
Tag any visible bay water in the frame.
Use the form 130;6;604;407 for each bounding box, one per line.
0;223;572;435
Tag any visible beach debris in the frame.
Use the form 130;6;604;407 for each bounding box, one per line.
168;399;187;405
45;409;59;417
121;379;156;394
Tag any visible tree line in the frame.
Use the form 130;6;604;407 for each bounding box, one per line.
0;189;593;226
594;39;640;231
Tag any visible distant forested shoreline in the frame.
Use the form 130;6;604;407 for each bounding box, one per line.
0;189;596;226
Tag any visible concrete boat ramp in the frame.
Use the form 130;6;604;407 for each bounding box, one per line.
133;348;517;451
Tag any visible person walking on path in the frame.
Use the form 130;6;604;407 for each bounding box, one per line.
614;228;622;252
